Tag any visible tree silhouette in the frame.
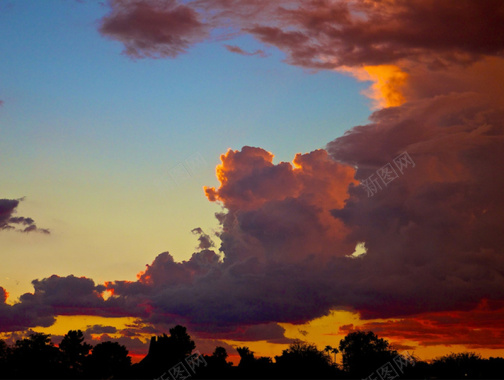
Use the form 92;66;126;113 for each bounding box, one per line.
0;339;10;375
85;341;131;379
324;345;339;364
235;346;273;378
275;340;333;378
211;346;228;365
431;352;483;379
59;330;92;377
166;325;196;362
9;332;61;378
135;325;196;379
196;346;233;379
0;339;8;359
236;346;255;369
338;330;397;378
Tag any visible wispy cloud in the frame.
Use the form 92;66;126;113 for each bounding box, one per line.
224;44;267;57
0;198;50;234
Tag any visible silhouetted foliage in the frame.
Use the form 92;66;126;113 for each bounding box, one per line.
166;325;196;362
275;340;335;378
85;341;131;379
196;347;233;379
0;340;9;375
232;346;272;378
483;357;504;379
431;352;484;379
339;330;398;378
0;340;8;359
9;332;61;379
324;345;339;364
134;324;196;379
236;346;255;368
211;346;228;363
0;326;504;379
59;330;92;378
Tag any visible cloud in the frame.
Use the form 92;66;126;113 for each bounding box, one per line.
99;0;208;59
326;77;504;316
0;274;149;332
98;1;504;68
0;199;20;231
224;44;267;57
191;227;215;250
0;198;50;234
248;0;504;69
196;322;295;344
85;324;118;335
94;148;357;336
0;285;55;332
338;65;408;109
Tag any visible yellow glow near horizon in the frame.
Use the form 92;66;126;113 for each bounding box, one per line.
32;315;138;337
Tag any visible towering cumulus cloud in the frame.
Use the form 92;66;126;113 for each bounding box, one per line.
2;0;503;350
104;148;357;334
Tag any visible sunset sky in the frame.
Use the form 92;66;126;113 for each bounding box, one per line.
1;0;504;364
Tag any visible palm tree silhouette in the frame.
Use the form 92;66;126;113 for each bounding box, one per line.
324;345;339;364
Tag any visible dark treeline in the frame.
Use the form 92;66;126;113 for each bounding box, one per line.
0;326;503;379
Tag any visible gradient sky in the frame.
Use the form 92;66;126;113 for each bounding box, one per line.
1;0;504;364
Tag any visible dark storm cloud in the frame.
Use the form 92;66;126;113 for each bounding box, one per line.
325;85;504;319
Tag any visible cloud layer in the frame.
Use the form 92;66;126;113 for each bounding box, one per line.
99;0;504;68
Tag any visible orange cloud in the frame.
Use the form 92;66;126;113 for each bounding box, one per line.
339;65;408;109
